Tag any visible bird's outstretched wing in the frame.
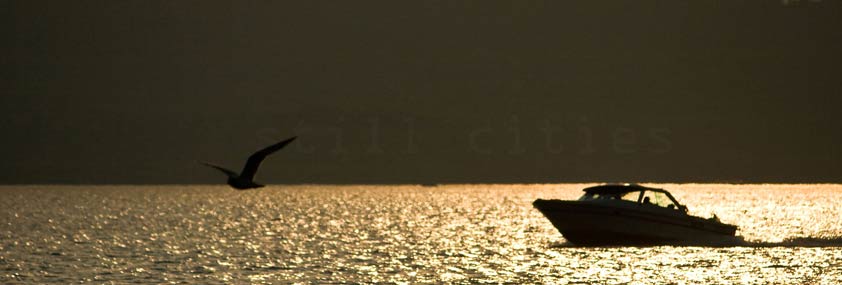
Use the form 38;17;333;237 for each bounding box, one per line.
240;136;297;181
199;161;239;178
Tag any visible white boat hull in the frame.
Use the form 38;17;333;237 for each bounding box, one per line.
534;199;738;246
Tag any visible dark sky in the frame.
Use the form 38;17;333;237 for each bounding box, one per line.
3;1;841;184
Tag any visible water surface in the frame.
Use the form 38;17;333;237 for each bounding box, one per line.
2;184;841;283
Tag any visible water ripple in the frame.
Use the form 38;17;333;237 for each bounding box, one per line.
1;184;842;283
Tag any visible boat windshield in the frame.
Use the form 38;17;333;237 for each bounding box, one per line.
641;191;677;208
579;191;641;202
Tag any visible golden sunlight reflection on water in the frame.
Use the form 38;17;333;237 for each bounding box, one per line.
1;184;842;283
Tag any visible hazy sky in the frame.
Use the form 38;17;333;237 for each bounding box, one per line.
3;1;841;184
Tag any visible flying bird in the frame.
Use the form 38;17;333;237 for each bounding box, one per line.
200;136;297;190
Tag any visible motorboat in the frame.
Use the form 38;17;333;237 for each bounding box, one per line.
533;184;738;246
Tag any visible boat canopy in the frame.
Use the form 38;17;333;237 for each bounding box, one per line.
583;183;659;194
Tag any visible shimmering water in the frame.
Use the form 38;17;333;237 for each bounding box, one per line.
2;184;842;284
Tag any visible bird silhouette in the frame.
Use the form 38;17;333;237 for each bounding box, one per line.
200;136;297;190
